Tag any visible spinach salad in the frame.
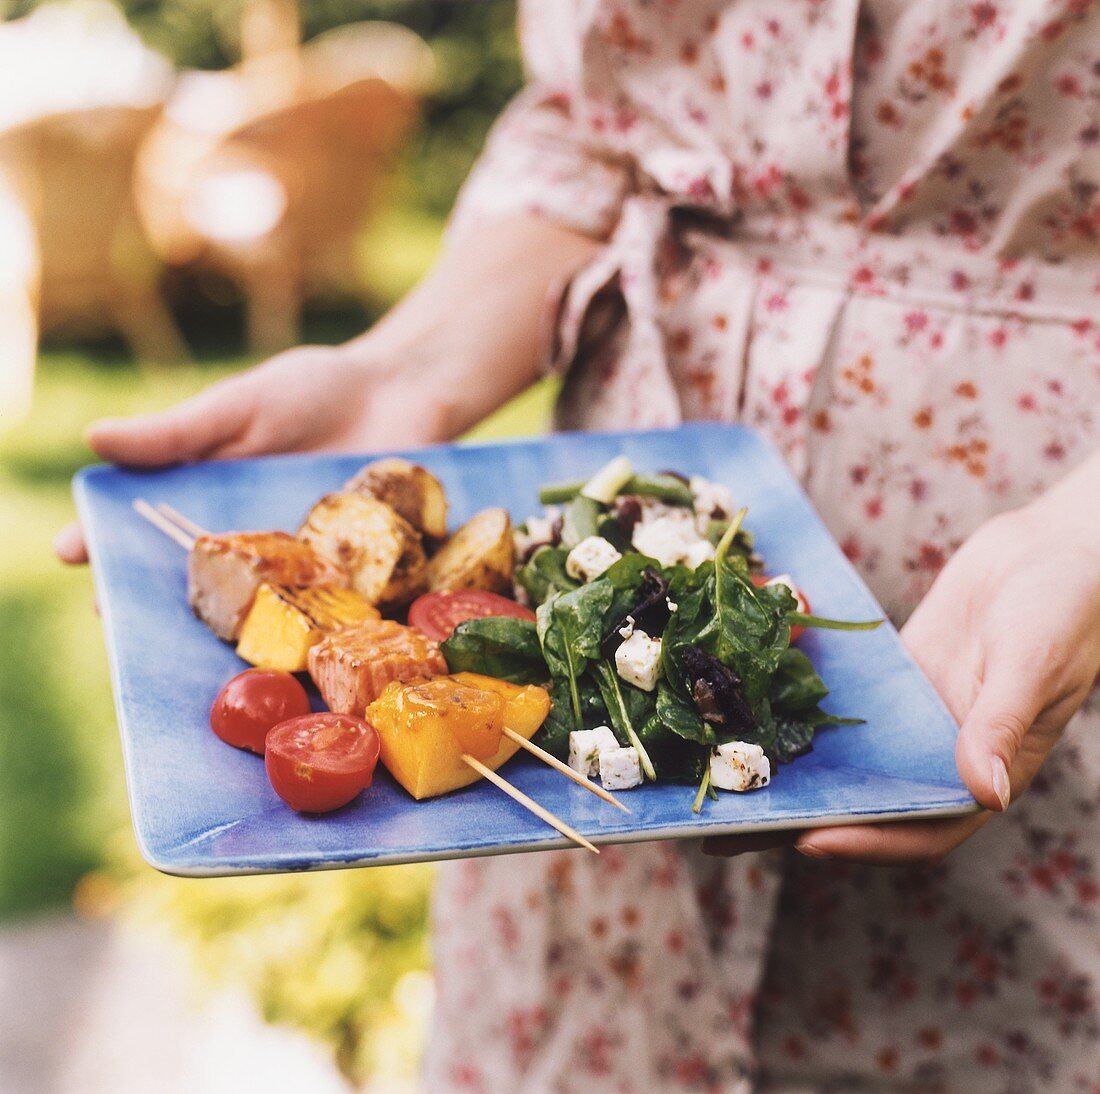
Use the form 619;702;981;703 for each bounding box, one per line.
440;457;879;811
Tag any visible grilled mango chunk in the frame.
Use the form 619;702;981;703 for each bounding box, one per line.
236;583;379;672
366;674;551;800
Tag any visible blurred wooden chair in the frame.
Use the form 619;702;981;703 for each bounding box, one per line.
136;22;433;353
0;104;187;365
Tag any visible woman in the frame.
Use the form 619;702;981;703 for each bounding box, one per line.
59;2;1100;1089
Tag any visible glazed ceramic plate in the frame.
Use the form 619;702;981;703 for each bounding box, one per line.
74;424;976;877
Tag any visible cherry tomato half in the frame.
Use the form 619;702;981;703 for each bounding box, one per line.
408;589;536;643
265;713;380;813
752;574;811;643
210;669;311;754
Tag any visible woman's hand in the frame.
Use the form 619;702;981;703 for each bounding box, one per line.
53;344;462;564
55;213;601;565
704;452;1100;866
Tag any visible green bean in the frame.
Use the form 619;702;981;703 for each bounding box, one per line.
538;480;585;504
538;472;693;507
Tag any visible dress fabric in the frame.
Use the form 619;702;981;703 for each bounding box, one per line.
428;2;1100;1091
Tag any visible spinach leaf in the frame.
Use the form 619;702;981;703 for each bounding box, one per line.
537;678;582;759
594;660;657;779
560;495;602;549
441;617;547;684
536;582;614;730
654;681;714;745
515;545;579;606
774;717;816;763
768;648;829;715
711;560;792;704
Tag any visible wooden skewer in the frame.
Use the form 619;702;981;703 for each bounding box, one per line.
461;754;599;854
133;499;195;550
503;728;630;813
156;503;208;539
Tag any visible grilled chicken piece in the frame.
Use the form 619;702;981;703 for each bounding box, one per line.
345;458;448;540
298;492;428;610
308;619;447;715
236;583;380;672
187;532;348;642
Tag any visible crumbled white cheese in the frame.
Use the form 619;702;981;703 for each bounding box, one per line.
599;745;643;789
568;726;620;777
666;597;678;613
682;538;717;570
514;514;557;560
617;614;636;640
565;536;622;582
615;629;662;692
631;511;704;569
690;474;735;523
709;741;771;792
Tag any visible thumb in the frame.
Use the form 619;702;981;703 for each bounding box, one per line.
954;661;1045;813
85;375;256;468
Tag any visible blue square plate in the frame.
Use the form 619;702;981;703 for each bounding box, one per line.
74;424;976;876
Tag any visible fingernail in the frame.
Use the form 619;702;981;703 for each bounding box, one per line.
796;842;832;859
991;756;1011;811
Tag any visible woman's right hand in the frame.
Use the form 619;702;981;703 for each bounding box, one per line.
53;343;467;564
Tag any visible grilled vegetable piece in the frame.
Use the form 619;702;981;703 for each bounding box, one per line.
308;618;447;715
427;508;514;595
236;583;380;672
366;673;551;800
187;531;348;642
298;492;428;610
345;458;448;540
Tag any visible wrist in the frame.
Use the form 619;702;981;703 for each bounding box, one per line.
1019;452;1100;584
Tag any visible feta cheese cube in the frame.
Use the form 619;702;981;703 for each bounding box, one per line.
615;629;662;692
709;741;771;792
682;538;716;570
631;511;700;568
690;475;735;522
513;514;557;559
598;745;643;789
565;536;622;582
567;726;619;776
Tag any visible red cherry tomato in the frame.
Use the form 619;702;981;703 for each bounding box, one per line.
408;589;536;643
210;669;311;754
752;574;811;643
265;713;380;813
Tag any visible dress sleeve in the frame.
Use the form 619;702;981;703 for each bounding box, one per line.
447;3;634;241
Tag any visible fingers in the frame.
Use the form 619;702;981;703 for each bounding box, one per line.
795;811;989;866
54;521;88;565
701;830;797;857
85;376;256;468
954;661;1047;813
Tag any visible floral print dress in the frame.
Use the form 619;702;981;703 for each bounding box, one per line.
428;2;1100;1090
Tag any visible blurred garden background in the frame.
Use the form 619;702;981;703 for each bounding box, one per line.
0;1;550;1089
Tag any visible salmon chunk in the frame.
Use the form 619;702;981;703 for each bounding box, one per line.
188;531;348;642
307;619;448;715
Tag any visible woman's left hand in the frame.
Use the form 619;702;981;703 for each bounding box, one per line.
704;460;1100;866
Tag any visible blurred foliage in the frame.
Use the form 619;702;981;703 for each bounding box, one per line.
82;833;435;1085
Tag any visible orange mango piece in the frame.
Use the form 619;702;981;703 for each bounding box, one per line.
366;674;551;801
